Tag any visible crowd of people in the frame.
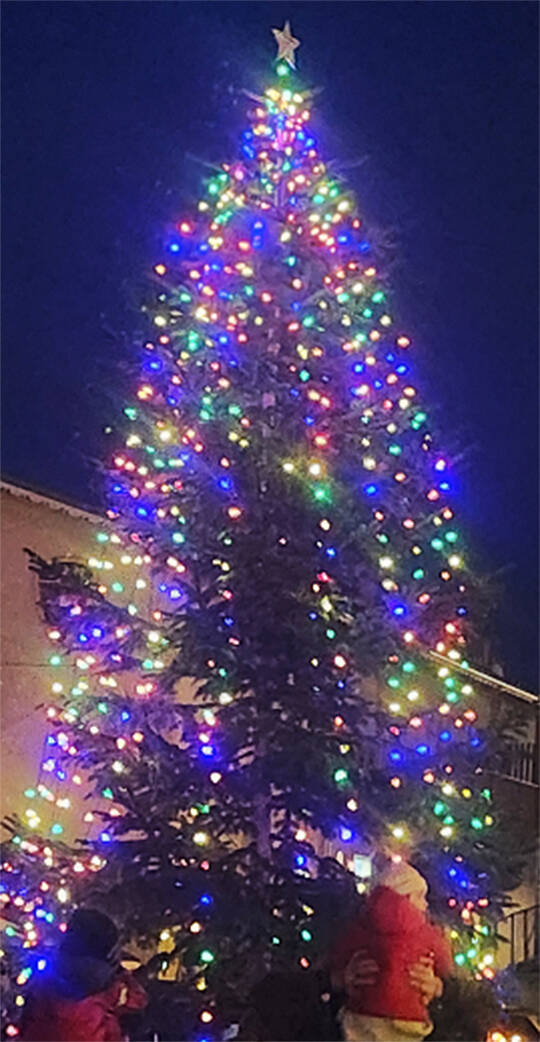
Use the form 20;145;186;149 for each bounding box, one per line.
20;861;453;1042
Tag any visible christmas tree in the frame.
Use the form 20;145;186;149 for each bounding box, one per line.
1;25;523;1040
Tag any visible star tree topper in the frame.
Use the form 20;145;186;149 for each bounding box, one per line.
272;21;300;68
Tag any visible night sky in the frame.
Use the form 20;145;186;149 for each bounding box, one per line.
2;2;538;689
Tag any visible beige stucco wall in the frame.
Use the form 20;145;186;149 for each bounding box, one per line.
0;483;100;823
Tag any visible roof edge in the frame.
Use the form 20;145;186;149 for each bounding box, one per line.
1;480;102;525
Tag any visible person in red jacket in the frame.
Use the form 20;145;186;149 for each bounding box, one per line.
21;908;147;1042
331;861;452;1042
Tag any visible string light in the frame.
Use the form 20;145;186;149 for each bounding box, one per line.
0;34;503;1038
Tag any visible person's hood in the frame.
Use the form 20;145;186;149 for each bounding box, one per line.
46;952;116;1000
377;862;428;903
366;885;425;934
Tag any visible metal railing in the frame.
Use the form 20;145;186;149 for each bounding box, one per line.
502;741;539;787
505;904;540;966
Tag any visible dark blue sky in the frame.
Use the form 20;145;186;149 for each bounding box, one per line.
2;2;538;688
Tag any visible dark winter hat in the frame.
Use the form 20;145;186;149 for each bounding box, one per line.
249;971;328;1041
60;908;119;961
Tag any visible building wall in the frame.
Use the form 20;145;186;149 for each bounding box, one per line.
492;772;539;971
484;690;538;966
0;482;100;823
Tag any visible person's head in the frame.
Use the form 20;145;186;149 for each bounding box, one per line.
378;860;428;913
60;908;119;962
248;971;325;1042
